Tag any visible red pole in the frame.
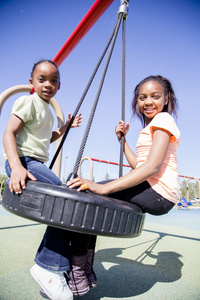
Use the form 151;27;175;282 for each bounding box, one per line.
53;0;115;66
90;158;131;168
90;158;200;180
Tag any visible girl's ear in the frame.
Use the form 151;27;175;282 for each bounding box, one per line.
165;95;168;105
58;82;61;90
29;78;33;87
29;79;35;94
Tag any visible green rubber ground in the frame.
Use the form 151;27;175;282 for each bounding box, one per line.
1;205;200;300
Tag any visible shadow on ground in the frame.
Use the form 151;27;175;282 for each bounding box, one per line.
81;241;183;299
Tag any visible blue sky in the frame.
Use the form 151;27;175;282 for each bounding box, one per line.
0;0;200;182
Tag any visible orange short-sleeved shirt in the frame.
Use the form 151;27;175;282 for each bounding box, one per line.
136;112;180;203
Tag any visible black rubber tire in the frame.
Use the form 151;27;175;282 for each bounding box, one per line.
2;181;145;238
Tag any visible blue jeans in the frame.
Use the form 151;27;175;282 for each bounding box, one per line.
5;157;72;272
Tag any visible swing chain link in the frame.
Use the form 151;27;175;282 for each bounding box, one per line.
117;0;129;20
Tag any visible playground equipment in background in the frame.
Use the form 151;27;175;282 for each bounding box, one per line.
79;156;132;181
178;175;200;203
87;157;200;203
177;196;192;209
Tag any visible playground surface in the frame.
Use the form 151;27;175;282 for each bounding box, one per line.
0;205;200;300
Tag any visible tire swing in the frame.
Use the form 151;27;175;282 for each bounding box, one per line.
2;0;145;238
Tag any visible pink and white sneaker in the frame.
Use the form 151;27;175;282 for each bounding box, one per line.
30;264;73;300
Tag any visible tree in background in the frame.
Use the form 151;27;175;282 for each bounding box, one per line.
0;175;8;195
179;179;199;200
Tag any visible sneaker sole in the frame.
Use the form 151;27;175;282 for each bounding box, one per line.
89;282;98;288
40;288;51;299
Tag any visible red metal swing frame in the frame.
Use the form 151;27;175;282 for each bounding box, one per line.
53;0;115;66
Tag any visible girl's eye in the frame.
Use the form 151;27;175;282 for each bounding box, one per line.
38;78;44;82
139;96;145;101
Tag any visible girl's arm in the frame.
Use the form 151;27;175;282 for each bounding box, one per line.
50;113;82;143
115;121;137;168
123;141;137;169
3;114;36;193
67;128;171;195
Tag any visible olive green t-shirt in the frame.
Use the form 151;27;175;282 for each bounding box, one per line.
11;93;54;162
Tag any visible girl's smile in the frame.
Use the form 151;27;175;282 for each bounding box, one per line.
138;81;168;124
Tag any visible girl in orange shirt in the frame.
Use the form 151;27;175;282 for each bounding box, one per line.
68;75;180;215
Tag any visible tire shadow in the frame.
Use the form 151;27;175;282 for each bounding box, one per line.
80;246;183;299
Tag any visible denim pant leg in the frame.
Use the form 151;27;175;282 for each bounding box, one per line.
5;157;71;272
